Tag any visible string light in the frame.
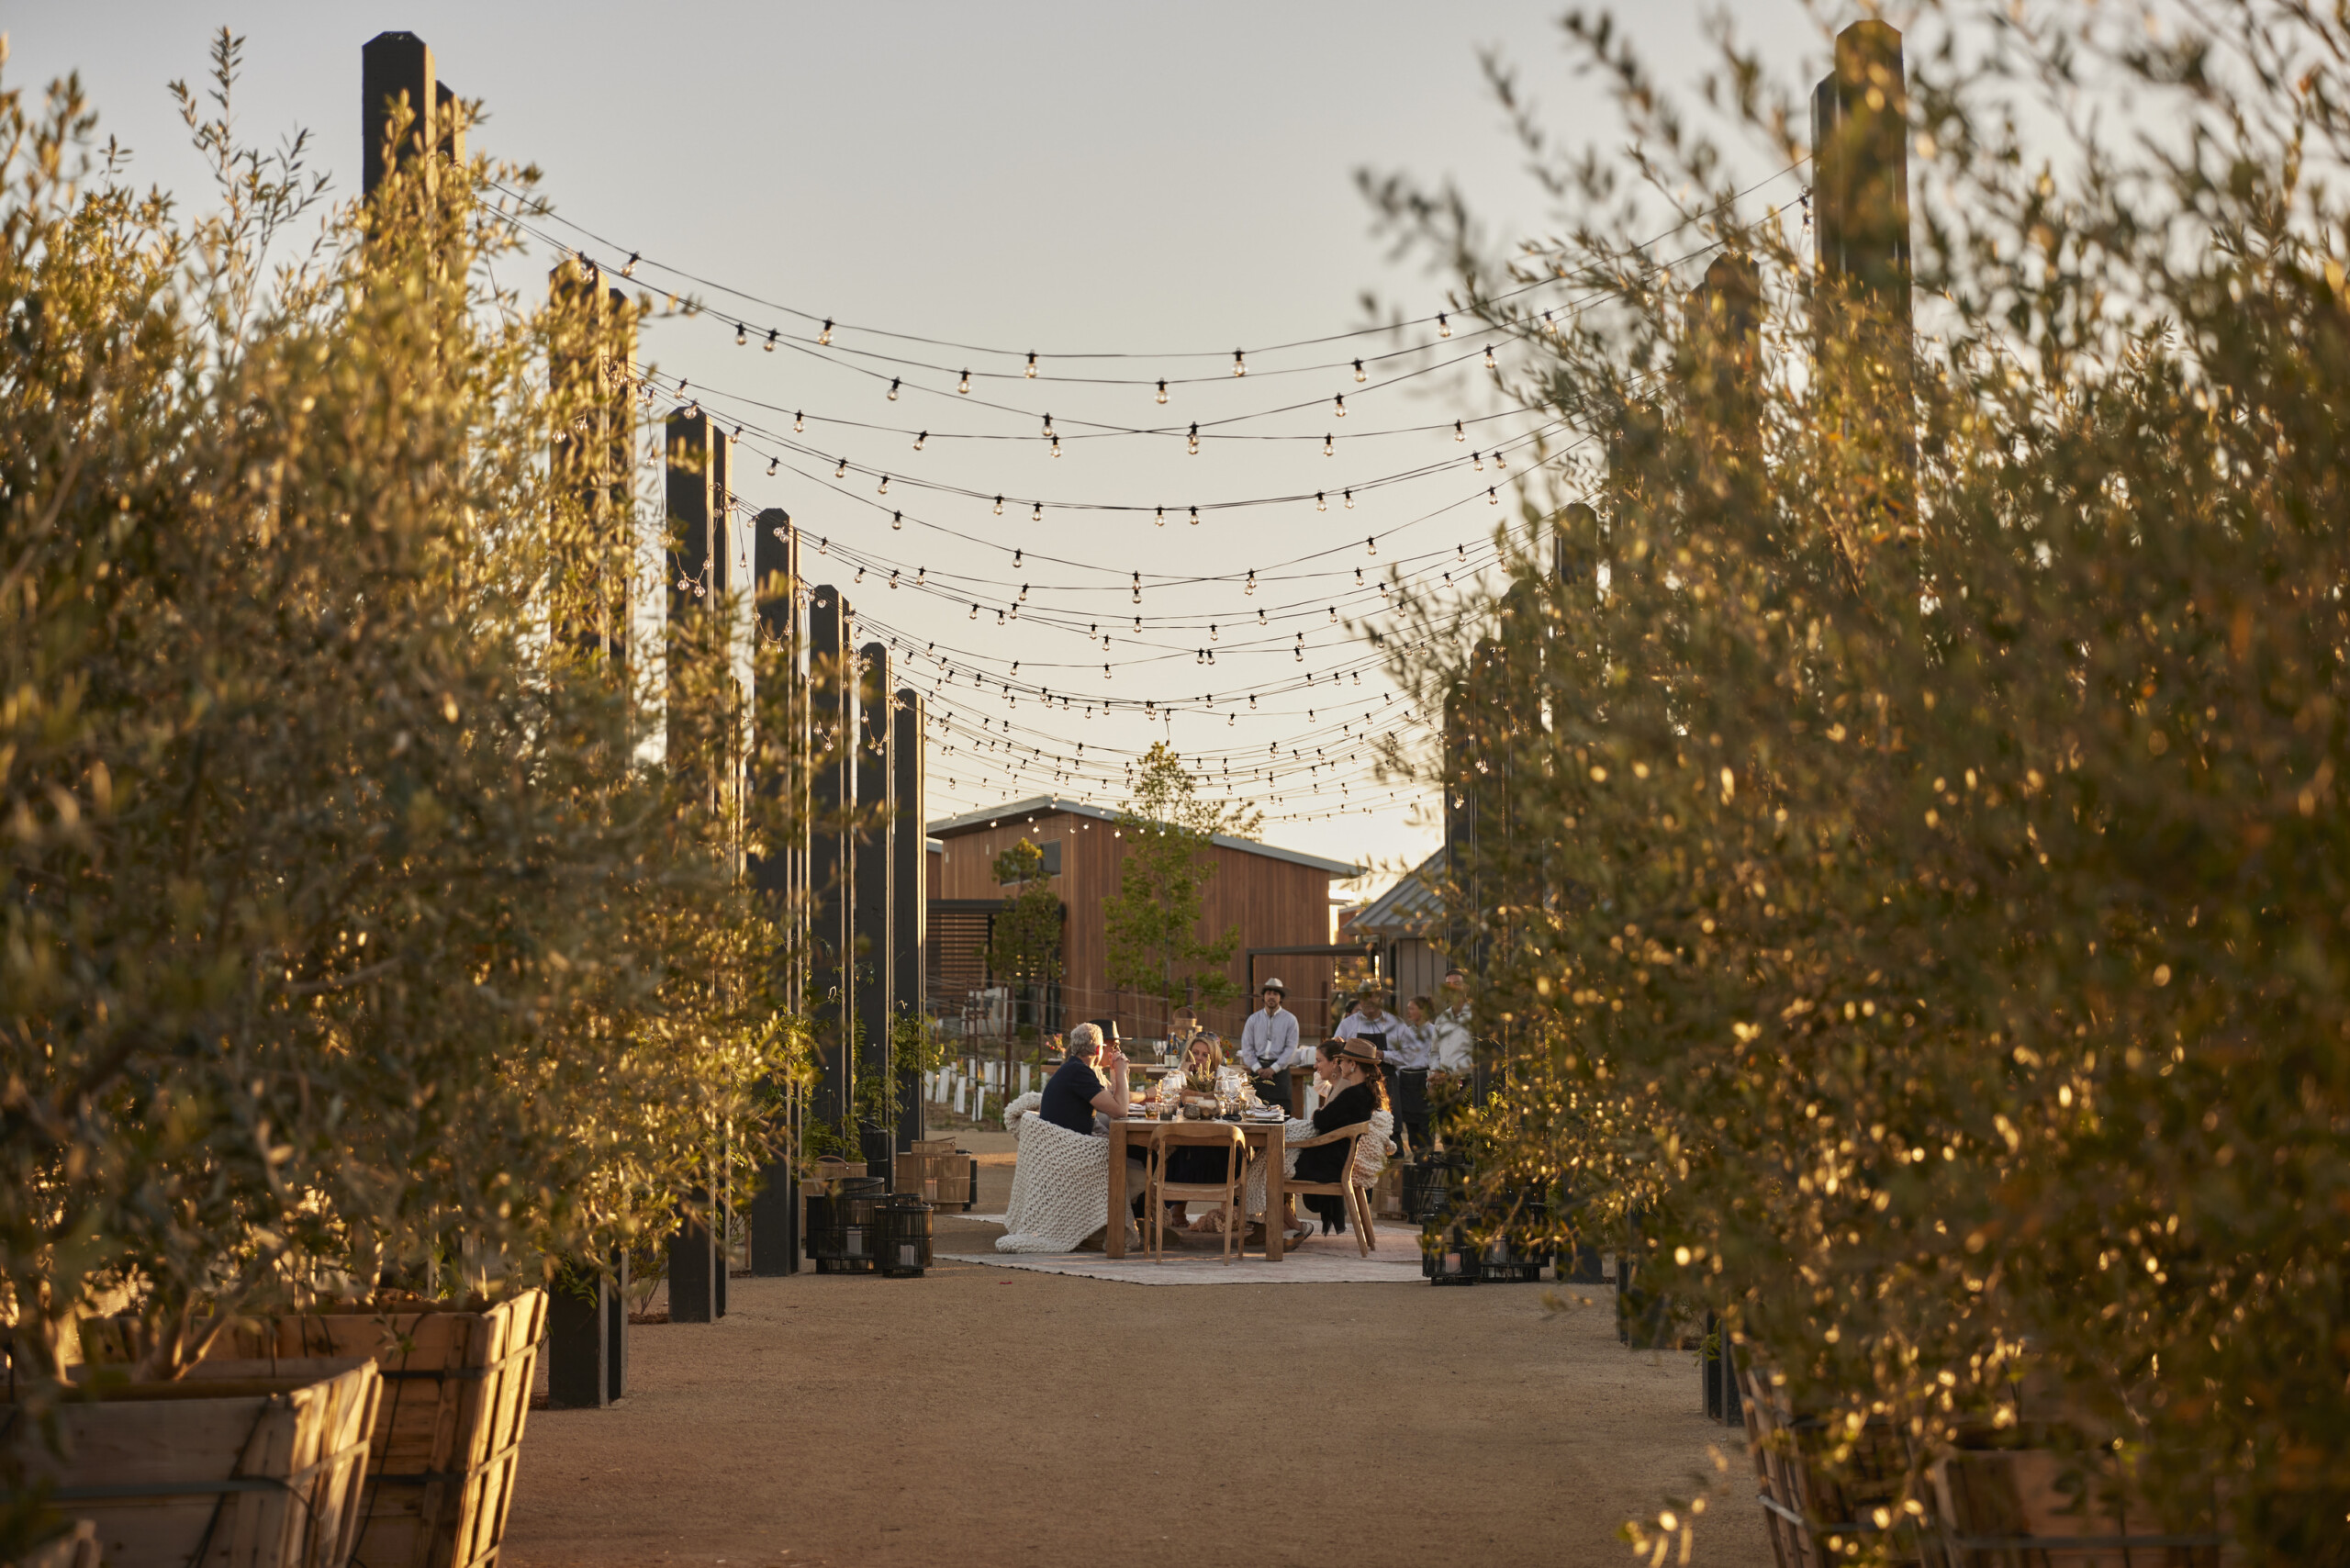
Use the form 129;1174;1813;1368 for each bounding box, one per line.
766;329;778;352
1025;352;1039;378
1187;424;1200;455
835;458;849;477
892;510;903;529
993;496;1004;515
1155;378;1170;404
1437;312;1450;338
1367;536;1378;556
1455;420;1466;442
914;431;927;451
1353;358;1367;382
622;251;639;277
1189;506;1200;525
793;411;804;431
767;457;779;476
957;370;972;394
878;476;890;495
1155;507;1166;527
1013;550;1023;567
1488;487;1499;505
1245;570;1257;596
1032;502;1043;522
1334;396;1347;418
1473;451;1484;471
1344;489;1355;509
1483;346;1496;370
818;318;834;345
1494;450;1506;470
1050;432;1062;457
735;322;747;346
1232;349;1248;376
969;603;979;619
1130;571;1142;605
1324;434;1335;456
1316;492;1326;511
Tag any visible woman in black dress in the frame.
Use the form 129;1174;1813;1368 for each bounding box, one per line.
1292;1038;1389;1234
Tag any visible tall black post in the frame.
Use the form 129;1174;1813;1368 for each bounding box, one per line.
361;32;437;198
1812;19;1915;510
664;409;730;1323
545;1270;611;1408
890;689;927;1152
749;510;804;1275
808;588;855;1140
854;643;894;1177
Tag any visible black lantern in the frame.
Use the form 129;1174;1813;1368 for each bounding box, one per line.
813;1176;885;1273
878;1196;934;1278
1421;1218;1481;1285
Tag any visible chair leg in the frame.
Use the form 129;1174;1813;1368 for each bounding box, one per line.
1359;1183;1378;1251
1350;1187;1371;1257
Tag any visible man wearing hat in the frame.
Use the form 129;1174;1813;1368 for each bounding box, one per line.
1237;980;1300;1110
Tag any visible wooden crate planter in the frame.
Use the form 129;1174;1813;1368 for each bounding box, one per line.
1738;1365;1924;1568
80;1291;546;1568
892;1140;970;1207
8;1356;378;1568
6;1521;99;1568
1926;1447;2231;1567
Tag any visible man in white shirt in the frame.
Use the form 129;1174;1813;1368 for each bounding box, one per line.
1430;966;1475;1075
1335;990;1396;1053
1237;980;1300;1108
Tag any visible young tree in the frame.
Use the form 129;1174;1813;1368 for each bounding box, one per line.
1102;744;1253;1036
986;837;1064;1076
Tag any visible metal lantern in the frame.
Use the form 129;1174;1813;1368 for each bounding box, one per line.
813;1176;885;1273
1421;1219;1481;1286
878;1195;934;1279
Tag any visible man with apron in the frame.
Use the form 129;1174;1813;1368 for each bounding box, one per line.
1237;980;1300;1111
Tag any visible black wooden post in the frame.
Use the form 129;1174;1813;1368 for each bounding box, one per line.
890;688;927;1151
748;510;805;1275
854;643;894;1177
1812;19;1916;508
549;261;637;664
808;587;855;1142
361;32;436;198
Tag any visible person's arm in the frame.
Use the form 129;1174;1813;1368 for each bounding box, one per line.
1312;1082;1368;1134
1089;1049;1129;1117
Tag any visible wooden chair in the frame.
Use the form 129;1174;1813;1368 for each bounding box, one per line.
1286;1121;1380;1258
1143;1122;1250;1263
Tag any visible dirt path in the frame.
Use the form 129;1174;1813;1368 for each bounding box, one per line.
505;1205;1770;1568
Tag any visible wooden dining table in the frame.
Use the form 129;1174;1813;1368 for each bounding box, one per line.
1104;1116;1290;1262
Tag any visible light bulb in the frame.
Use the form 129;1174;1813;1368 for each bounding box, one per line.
766;329;778;352
819;318;834;345
1232;349;1247;376
1245;569;1257;595
917;567;926;586
1156;378;1169;403
1249;695;1257;710
891;510;903;530
1032;502;1043;522
877;476;890;495
794;411;804;431
1437;311;1450;338
1013;550;1022;567
1316;492;1326;511
914;431;927;451
1455;420;1465;442
1025;352;1038;378
1334;396;1347;418
1368;536;1377;556
1196;649;1205;666
1483;346;1496;370
889;569;900;588
998;610;1007;624
1489;487;1499;505
1210;623;1218;641
623;251;640;277
1473;451;1484;471
767;457;779;476
835;458;849;478
1133;616;1141;632
1019;583;1028;601
1343;489;1354;509
855;566;865;583
957;370;972;394
1260;609;1270;626
1228;713;1236;726
735;323;747;346
1131;570;1142;604
1187;423;1200;455
887;377;901;400
1353;358;1367;383
1103;664;1112;680
1050;435;1062;457
1189;506;1200;525
969;603;979;619
1328;606;1337;622
994;496;1004;516
1155;507;1166;527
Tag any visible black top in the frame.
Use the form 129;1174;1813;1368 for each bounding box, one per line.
1039;1055;1106;1137
1294;1081;1378;1185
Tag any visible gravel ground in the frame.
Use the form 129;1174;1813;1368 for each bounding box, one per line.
503;1158;1772;1568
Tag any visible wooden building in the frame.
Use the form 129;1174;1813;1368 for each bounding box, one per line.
1344;847;1450;1009
924;795;1360;1047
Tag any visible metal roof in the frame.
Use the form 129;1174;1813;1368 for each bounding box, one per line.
925;794;1360;879
1347;847;1448;937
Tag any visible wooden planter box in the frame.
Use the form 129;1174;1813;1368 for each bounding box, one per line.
9;1357;378;1568
80;1292;545;1568
1926;1447;2232;1567
1738;1365;1924;1568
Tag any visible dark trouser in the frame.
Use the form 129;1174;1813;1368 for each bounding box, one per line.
1392;1069;1431;1159
1252;1072;1292;1115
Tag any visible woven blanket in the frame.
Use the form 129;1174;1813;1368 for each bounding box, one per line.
998;1094;1136;1253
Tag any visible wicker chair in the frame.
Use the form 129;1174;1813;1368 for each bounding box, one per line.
1285;1120;1379;1258
1142;1122;1251;1263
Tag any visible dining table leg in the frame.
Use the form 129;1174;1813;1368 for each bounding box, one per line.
1106;1123;1129;1260
1264;1128;1285;1263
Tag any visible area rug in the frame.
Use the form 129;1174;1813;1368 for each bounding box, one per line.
938;1240;1430;1285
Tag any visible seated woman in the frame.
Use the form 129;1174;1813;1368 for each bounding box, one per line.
1243;1037;1394;1243
1158;1032;1242;1232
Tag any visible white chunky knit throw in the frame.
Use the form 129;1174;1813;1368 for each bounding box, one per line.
998;1092;1138;1253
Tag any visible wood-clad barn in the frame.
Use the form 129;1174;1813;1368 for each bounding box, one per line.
923;795;1360;1047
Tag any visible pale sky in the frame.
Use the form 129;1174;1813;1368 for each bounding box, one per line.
7;0;1838;896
